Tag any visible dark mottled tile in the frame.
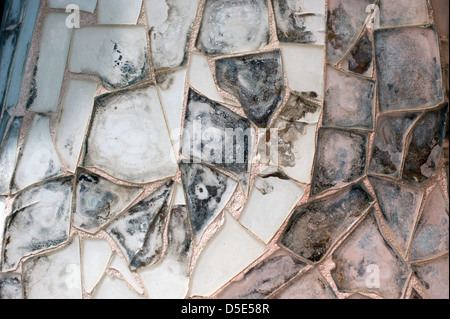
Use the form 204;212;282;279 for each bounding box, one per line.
0;273;22;299
412;254;449;299
341;30;373;76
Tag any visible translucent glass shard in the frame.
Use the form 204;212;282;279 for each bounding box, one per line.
98;0;142;25
0;273;22;299
341;31;374;77
47;0;98;13
0;117;22;195
412;254;449;299
93;274;146;299
379;0;428;27
81;238;112;293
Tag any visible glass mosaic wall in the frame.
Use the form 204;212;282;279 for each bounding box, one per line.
0;0;448;300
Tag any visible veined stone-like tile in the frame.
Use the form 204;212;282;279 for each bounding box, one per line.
215;50;284;128
369;176;424;253
310;128;368;196
48;0;98;13
379;0;428;27
409;185;449;262
341;31;374;77
55;79;97;173
0;113;11;145
216;248;307;299
12;115;64;193
240;169;304;244
0;117;22;195
73;169;143;234
2;177;73;272
412;254;449;299
145;0;200;70
323;65;375;130
280;183;373;262
189;211;267;297
98;0;142;25
22;235;82;299
180;163;237;243
0;273;22;299
69;26;150;90
81;238;112;293
196;0;269;56
272;0;325;45
368;112;421;178
27;13;72;113
93;274;146;299
278;93;322;124
402;104;448;185
331;209;410;299
83;86;177;184
374;26;443;113
108;254;144;295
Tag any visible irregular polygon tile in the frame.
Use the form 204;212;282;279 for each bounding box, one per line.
139;206;193;299
272;268;337;299
331;209;410;299
12;115;64;192
81;238;112;293
73;169;143;234
55;79;97;173
69;26;150;90
189;212;267;297
48;0;98;13
379;0;428;27
22;235;81;299
368;112;421;178
215;50;284;128
83;86;177;184
278;92;322;124
0;117;22;195
240;169;304;244
369;175;424;253
409;289;423;299
402;104;448;185
272;0;325;45
0;273;22;299
27;13;72;113
374;26;443;113
180;163;237;243
196;0;269;56
98;0;142;25
93;274;146;299
310;128;368;196
216;249;306;299
412;254;449;299
2;177;73;272
341;30;374;76
145;0;200;70
323;65;375;130
108;254;144;294
409;185;449;262
280;183;373;262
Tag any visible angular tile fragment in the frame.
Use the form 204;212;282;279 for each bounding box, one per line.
180;163;237;243
216;249;306;299
280;183;373;262
2;177;73;271
240;169;304;243
409;289;423;299
98;0;142;25
0;273;22;299
172;183;186;206
311;128;368;196
73;169;143;234
83;86;177;184
341;31;373;76
379;0;428;27
402;104;448;184
69;26;150;89
93;274;146;299
12;115;64;192
145;0;200;70
0;117;22;195
81;238;112;293
323;65;375;130
409;185;449;262
55;79;97;173
22;235;82;299
331;209;410;299
374;26;443;113
215;50;284;128
412;254;449;299
190;212;267;297
278;92;322;124
48;0;98;13
369;176;424;253
108;254;144;294
197;0;269;56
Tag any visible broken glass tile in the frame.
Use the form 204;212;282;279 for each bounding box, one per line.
409;185;449;262
92;274;146;299
272;0;325;45
0;117;22;195
278;92;322;124
369;175;424;253
0;273;22;299
341;31;373;76
83;85;177;184
196;0;269;56
47;0;98;13
22;235;82;299
280;183;373;262
368;112;421;178
73;169;143;234
108;254;144;295
379;0;428;27
180;163;237;243
215;50;284;128
81;238;112;293
240;168;304;244
412;254;449;299
402;104;448;185
2;176;73;272
323;65;375;130
189;211;267;297
12;115;64;192
69;26;150;90
145;0;200;70
98;0;142;25
216;248;306;299
331;209;410;299
374;26;443;113
310;128;368;196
